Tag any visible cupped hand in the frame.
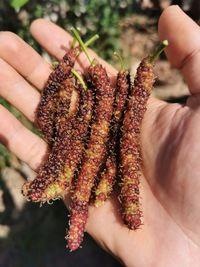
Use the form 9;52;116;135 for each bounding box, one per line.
0;5;200;267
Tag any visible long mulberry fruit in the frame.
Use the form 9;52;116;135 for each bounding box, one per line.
94;69;130;207
22;77;79;202
120;41;168;230
67;28;115;251
36;47;79;143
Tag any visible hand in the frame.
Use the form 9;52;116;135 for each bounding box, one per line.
0;5;200;267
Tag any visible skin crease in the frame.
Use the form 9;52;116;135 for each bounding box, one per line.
0;4;200;267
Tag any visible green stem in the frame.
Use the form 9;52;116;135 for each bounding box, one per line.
72;33;99;50
71;27;93;65
71;69;87;90
85;34;99;47
149;40;168;64
113;51;124;70
71;27;81;48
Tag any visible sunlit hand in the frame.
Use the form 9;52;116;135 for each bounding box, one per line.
0;5;200;267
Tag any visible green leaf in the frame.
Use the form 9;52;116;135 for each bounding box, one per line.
10;0;29;9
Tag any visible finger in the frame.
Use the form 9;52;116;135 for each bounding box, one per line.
158;5;200;94
0;105;47;170
0;31;52;90
30;19;117;77
0;58;40;122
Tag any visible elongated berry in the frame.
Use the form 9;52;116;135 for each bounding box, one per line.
44;77;94;201
94;156;116;206
36;47;79;143
120;41;168;230
67;63;115;251
22;77;79;202
120;57;155;229
94;70;130;207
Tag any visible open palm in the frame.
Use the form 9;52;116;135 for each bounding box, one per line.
0;6;200;267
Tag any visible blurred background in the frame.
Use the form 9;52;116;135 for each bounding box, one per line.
0;0;198;266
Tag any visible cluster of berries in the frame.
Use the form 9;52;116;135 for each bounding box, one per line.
21;28;168;251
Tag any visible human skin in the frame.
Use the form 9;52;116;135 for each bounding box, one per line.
0;5;200;267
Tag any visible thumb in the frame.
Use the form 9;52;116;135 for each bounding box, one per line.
158;5;200;94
